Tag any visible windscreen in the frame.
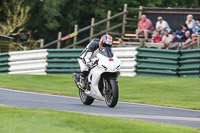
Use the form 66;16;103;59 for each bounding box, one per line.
99;46;113;58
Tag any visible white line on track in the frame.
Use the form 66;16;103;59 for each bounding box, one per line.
0;88;79;99
70;112;200;122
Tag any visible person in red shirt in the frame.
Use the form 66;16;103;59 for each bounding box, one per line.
152;31;162;43
191;33;198;43
135;15;154;42
189;33;197;49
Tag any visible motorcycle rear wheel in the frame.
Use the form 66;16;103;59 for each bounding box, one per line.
105;79;119;108
79;89;94;105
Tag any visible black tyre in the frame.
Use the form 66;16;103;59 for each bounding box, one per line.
79;89;94;105
105;79;119;108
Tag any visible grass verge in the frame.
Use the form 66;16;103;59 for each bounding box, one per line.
0;106;199;133
0;74;200;110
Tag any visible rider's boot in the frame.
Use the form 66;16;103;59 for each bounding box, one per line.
73;73;82;89
79;75;86;90
79;71;88;90
73;73;86;91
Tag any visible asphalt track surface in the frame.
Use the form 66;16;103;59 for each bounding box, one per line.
0;88;200;128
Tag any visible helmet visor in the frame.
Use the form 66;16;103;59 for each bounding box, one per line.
99;46;113;58
102;43;112;47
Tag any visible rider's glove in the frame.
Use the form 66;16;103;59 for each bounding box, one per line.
87;61;94;68
94;59;99;65
87;59;99;69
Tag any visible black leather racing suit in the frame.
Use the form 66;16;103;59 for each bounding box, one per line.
78;38;100;77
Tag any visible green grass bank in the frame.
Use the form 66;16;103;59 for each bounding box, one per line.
0;106;199;133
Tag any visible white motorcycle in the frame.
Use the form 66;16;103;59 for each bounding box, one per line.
73;46;121;108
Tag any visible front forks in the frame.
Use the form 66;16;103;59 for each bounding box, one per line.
103;78;110;96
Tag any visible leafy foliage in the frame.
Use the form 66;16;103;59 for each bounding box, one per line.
0;0;30;36
1;0;200;49
0;0;31;51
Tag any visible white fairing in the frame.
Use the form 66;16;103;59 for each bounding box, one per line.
85;52;121;101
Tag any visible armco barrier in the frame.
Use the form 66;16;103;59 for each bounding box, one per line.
46;48;137;76
9;49;48;62
178;49;200;77
46;49;82;74
8;50;48;75
0;48;137;76
1;47;200;77
135;48;179;77
136;48;179;60
179;49;200;60
112;47;137;76
0;62;9;73
0;50;48;74
0;53;10;73
135;59;178;70
135;47;200;77
9;60;47;75
0;53;10;62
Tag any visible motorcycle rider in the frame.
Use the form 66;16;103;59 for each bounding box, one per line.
77;34;113;90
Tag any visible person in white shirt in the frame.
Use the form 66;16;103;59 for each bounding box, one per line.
161;30;173;49
186;14;195;32
156;16;171;36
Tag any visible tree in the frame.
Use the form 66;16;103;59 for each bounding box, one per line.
20;0;200;48
0;0;30;36
24;0;70;43
0;0;31;51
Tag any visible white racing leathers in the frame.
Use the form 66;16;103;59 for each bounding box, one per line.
78;38;99;74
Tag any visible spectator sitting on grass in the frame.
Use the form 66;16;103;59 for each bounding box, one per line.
155;16;171;36
177;23;193;38
167;32;182;50
194;19;200;34
135;15;154;42
186;14;195;31
151;31;162;43
161;30;173;48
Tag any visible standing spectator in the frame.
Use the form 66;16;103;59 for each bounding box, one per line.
152;31;162;43
167;32;182;50
155;16;171;36
161;30;173;48
177;23;193;37
181;31;191;47
135;15;154;42
194;19;200;34
185;14;195;31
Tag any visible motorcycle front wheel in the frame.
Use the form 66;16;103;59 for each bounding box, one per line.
79;89;94;105
105;79;119;108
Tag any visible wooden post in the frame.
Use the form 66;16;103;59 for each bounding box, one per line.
40;39;44;48
73;24;78;48
57;32;62;49
138;6;143;20
106;10;111;35
178;42;182;50
140;40;145;47
90;18;95;42
122;4;127;35
198;35;200;48
24;46;27;51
